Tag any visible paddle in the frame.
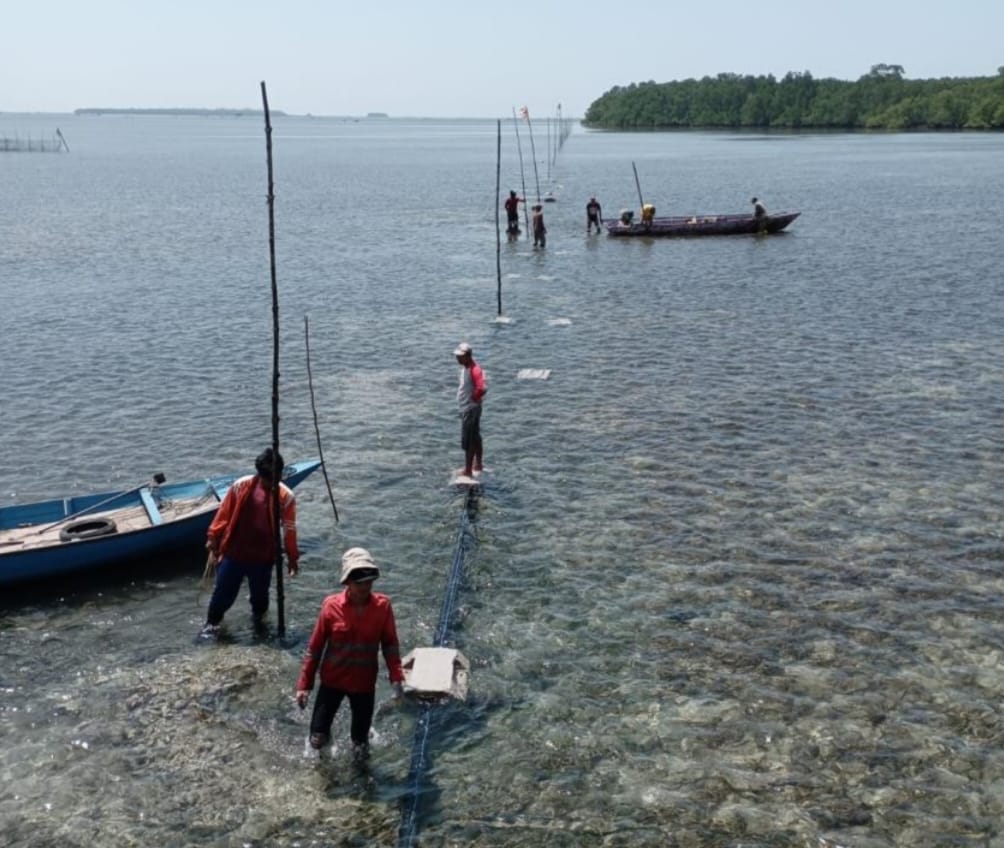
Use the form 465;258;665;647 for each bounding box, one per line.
36;473;166;535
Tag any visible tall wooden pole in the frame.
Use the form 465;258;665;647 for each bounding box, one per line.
511;108;531;239
546;117;551;182
524;109;542;204
261;81;286;637
632;160;645;210
495;119;502;317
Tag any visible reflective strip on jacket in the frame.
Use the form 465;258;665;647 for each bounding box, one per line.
297;590;404;694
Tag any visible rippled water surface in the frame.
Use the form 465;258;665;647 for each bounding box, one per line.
2;115;1003;847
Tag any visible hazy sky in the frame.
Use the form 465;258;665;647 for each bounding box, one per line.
4;0;1001;117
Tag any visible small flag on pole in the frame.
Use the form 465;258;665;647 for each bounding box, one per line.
520;106;529;120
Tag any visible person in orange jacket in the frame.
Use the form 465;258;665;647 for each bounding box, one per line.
200;447;299;638
296;548;404;756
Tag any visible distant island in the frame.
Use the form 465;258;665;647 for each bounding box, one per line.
366;112;389;118
584;65;1004;130
74;108;288;117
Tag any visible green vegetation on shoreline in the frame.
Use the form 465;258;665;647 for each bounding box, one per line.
583;65;1004;130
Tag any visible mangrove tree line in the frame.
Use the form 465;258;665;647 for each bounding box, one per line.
583;65;1004;130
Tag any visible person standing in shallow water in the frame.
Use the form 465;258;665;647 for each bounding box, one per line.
296;548;404;756
454;341;486;477
201;447;299;638
532;204;547;247
586;196;603;234
504;189;523;240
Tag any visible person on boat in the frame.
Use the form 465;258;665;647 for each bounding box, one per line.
454;341;486;478
200;447;299;638
586;197;603;234
532;204;547;247
752;197;767;232
504;190;523;239
296;547;404;757
640;203;656;228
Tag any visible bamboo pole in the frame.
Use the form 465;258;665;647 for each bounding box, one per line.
523;108;542;204
511;108;531;239
304;316;340;524
261;81;286;638
632;161;645;210
495;119;502;317
546;116;551;183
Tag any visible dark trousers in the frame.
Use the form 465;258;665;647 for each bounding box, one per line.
460;405;482;451
310;685;376;746
206;557;273;625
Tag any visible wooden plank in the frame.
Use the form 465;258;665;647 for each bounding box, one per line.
138;487;163;525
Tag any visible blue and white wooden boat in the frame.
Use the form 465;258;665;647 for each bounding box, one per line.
0;459;322;588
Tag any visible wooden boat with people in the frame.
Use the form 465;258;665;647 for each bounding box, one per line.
602;208;799;237
0;459;321;588
606;208;800;237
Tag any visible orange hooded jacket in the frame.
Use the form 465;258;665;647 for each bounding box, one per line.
206;474;299;565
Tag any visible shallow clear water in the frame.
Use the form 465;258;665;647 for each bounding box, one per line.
1;115;1003;847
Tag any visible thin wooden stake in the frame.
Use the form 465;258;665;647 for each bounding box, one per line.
495;119;502;317
304;316;340;524
261;80;286;638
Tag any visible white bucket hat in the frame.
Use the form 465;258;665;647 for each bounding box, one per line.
339;547;380;584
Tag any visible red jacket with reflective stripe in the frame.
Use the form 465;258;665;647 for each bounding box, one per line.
297;590;404;694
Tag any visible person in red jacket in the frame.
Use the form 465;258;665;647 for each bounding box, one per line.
504;189;523;239
200;447;299;638
296;547;404;755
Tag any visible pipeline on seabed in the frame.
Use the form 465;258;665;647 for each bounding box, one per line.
396;486;478;848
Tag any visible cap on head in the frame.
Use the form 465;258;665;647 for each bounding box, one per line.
340;547;381;584
509;190;517;197
453;342;472;357
751;197;758;204
254;447;285;479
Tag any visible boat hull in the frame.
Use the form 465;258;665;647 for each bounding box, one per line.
606;211;800;237
0;460;321;587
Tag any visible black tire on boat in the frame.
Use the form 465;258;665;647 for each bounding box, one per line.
59;517;118;542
